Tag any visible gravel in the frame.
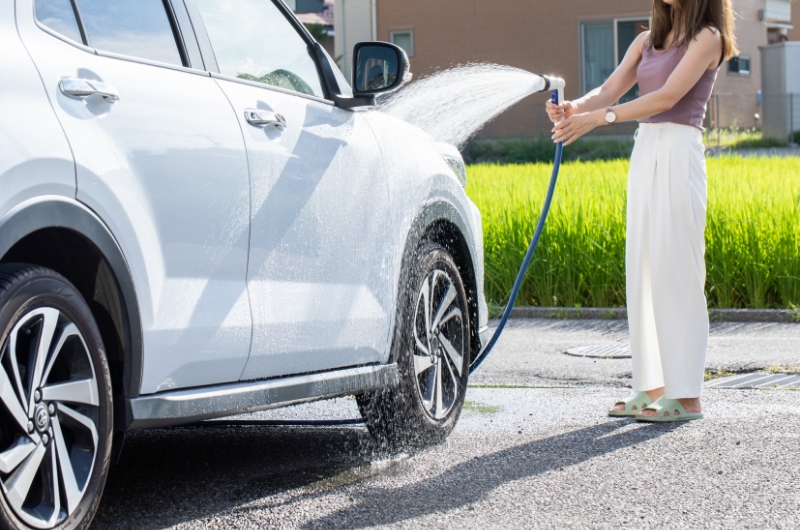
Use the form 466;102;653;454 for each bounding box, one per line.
91;318;800;529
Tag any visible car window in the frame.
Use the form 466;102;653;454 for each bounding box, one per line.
73;0;183;66
195;0;324;98
35;0;83;44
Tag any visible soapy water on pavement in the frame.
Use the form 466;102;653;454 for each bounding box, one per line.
378;63;548;148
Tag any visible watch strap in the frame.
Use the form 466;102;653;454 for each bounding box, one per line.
605;107;617;125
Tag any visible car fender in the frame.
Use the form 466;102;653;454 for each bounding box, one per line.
362;111;487;359
0;196;144;399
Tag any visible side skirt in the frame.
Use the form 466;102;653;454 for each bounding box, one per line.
124;364;399;430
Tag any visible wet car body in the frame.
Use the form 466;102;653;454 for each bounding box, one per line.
0;0;486;527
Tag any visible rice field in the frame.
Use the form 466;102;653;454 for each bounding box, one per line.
466;157;800;309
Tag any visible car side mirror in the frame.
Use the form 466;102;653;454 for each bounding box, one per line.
352;42;411;96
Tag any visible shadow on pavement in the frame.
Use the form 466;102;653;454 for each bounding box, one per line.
93;425;375;529
303;420;680;529
92;420;678;528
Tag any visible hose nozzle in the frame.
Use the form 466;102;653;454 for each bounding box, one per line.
541;75;565;106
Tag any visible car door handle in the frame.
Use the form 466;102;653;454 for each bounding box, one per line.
59;78;120;102
244;109;287;130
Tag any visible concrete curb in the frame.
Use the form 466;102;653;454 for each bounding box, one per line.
508;306;800;323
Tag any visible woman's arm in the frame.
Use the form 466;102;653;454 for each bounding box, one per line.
572;31;646;113
545;31;646;122
551;27;722;145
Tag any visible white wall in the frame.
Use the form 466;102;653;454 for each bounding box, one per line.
334;0;376;79
760;42;800;139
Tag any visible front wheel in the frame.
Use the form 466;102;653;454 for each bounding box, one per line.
358;243;470;449
0;265;112;530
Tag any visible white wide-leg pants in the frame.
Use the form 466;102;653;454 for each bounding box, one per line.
627;122;709;399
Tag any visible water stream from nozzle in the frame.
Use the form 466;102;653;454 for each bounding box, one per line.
380;66;564;374
378;63;547;148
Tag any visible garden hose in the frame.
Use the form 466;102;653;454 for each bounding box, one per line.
469;87;564;374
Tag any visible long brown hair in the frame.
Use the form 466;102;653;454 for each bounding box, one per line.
649;0;738;59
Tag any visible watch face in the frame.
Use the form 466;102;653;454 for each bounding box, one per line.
606;111;615;123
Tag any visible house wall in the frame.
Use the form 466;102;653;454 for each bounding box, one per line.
788;1;800;41
760;42;800;139
378;0;651;138
711;0;765;129
367;0;786;137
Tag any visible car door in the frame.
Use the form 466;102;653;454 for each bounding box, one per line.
189;0;393;380
17;0;253;394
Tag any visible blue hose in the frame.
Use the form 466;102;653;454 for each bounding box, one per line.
469;91;564;374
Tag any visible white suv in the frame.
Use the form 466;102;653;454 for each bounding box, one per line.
0;0;487;527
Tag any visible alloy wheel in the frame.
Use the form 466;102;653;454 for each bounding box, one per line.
412;269;465;420
0;307;100;529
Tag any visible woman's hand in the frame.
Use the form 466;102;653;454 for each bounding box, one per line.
545;100;577;124
551;110;605;145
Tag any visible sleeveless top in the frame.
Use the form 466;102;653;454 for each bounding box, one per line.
637;41;721;130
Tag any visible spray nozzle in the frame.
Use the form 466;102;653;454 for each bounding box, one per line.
541;75;565;106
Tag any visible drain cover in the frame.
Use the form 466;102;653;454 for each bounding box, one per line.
563;344;631;359
705;372;800;389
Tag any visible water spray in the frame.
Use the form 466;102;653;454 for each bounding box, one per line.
189;71;567;429
468;76;565;374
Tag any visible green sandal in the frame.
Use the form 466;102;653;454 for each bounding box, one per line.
635;397;704;422
608;391;653;417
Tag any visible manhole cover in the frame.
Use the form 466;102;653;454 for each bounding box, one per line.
705;372;800;389
563;344;631;359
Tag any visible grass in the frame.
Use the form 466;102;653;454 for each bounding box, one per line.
704;370;736;381
462;401;502;414
466;157;800;309
765;366;800;374
467;137;635;164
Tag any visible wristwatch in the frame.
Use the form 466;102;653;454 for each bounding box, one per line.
605;107;617;125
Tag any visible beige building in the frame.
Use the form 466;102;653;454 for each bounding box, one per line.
336;0;794;137
334;0;378;78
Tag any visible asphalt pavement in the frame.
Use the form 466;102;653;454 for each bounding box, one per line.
92;318;800;529
470;318;800;387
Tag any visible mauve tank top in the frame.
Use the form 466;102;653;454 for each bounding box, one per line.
637;42;720;130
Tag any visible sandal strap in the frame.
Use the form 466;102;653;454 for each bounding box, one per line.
641;397;687;417
614;391;652;411
641;402;663;414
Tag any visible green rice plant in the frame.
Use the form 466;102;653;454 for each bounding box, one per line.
467;156;800;309
705;156;800;308
466;137;635;164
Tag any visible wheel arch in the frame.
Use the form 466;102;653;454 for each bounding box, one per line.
397;201;482;365
0;196;143;411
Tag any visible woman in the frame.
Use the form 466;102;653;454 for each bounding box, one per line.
546;0;736;421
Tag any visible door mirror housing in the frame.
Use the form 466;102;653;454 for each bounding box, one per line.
352;42;411;96
311;41;411;110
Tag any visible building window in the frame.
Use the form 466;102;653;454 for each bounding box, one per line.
390;30;414;58
580;18;649;102
728;55;751;76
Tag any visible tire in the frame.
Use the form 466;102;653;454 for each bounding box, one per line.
0;264;112;530
357;243;470;449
